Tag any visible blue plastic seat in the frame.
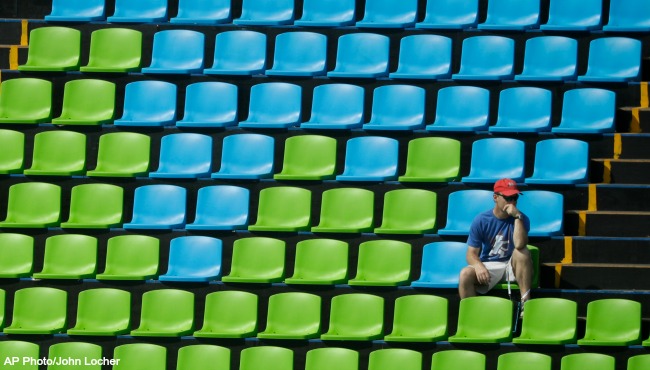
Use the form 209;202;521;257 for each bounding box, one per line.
327;33;390;78
453;36;515;80
461;138;526;183
336;136;399;181
517;190;564;237
114;80;177;127
265;32;327;77
415;0;479;29
211;134;275;180
108;0;168;23
170;0;232;25
363;85;425;131
248;187;312;232
141;30;205;75
159;236;222;283
177;82;238;128
489;87;552;133
294;0;356;27
389;34;452;80
526;139;589;185
300;83;365;130
239;83;302;129
233;0;295;25
411;241;469;288
552;88;616;134
515;36;578;82
603;0;650;32
204;31;267;76
540;0;602;31
45;0;106;21
149;133;213;179
123;185;187;230
355;0;418;28
426;86;490;132
437;190;494;236
186;185;250;231
478;0;541;30
578;37;642;82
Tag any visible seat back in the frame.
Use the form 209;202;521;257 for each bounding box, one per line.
259;292;321;339
514;298;577;345
349;240;411;286
375;189;437;234
176;345;231;370
25;130;86;175
337;136;398;181
527;139;589;184
628;354;650;370
286;239;349;285
117;80;177;126
542;0;602;30
243;82;302;128
239;347;293;370
580;299;642;345
400;137;461;182
195;290;258;338
296;0;356;26
0;341;39;370
556;88;616;133
498;352;552;370
0;78;52;123
178;82;238;127
356;0;418;27
53;79;116;125
172;0;232;24
418;0;479;28
275;135;337;180
46;342;103;370
132;289;195;336
305;347;359;370
212;133;274;179
208;30;266;74
112;343;167;370
68;288;131;335
19;26;80;71
159;236;222;282
605;0;650;30
450;296;513;343
560;353;616;370
125;185;186;229
62;183;124;228
151;133;212;178
88;132;150;177
303;83;365;128
462;138;526;183
324;293;384;340
368;349;422;370
223;237;286;283
46;0;106;21
411;241;469;287
235;0;295;25
456;36;515;78
518;36;578;80
385;295;448;341
144;30;205;74
330;33;390;77
268;32;327;76
492;87;552;132
81;28;142;72
582;37;642;81
431;350;486;370
34;234;98;279
391;34;452;78
96;235;159;280
429;86;490;131
0;129;24;174
5;287;67;334
517;190;564;237
0;233;34;278
249;187;311;231
480;0;541;29
109;0;168;22
366;85;425;129
1;182;61;227
313;188;374;232
189;185;250;230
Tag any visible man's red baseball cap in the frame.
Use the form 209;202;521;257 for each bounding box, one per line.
493;178;522;196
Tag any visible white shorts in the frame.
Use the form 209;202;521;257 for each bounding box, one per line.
471;260;515;294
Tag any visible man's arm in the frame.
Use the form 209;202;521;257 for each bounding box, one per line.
504;204;528;250
467;246;490;285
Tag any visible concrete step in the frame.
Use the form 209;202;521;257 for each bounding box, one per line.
565;210;650;237
591;158;650;184
543;262;650;290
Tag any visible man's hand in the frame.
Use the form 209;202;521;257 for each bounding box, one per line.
503;204;521;218
473;263;490;285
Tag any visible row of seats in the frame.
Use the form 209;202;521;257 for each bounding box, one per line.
20;27;643;83
0;78;617;134
44;0;650;33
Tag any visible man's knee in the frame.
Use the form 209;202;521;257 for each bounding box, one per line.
459;266;477;284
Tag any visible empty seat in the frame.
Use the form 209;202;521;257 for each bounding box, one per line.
23;130;86;176
356;0;418;28
186;185;250;231
478;0;541;30
336;136;399;181
0;182;61;228
362;85;425;131
204;31;267;76
18;26;80;71
540;0;602;31
176;82;238;128
320;293;384;341
112;344;166;370
95;235;159;281
300;83;365;129
221;237;286;283
59;184;123;229
108;0;168;23
45;0;106;21
628;354;650;370
158;236;222;282
46;342;102;370
305;348;359;370
498;352;552;370
389;34;452;80
80;28;142;73
266;32;327;77
149;133;213;178
560;353;615;370
0;78;52;124
51;79;116;125
426;86;490;132
294;0;356;27
114;80;177;127
489;87;552;133
374;189;437;234
311;188;374;233
176;345;231;370
448;296;513;343
0;233;34;278
525;139;589;184
603;0;650;32
410;241;469;288
0;341;39;370
234;0;295;25
239;82;302;129
398;137;461;183
239;347;293;370
577;298;642;346
194;290;258;338
171;0;232;24
517;190;564;237
67;288;131;336
452;36;515;80
515;36;578;82
86;132;150;177
461;138;526;183
284;239;349;285
384;295;448;342
257;292;322;339
552;88;616;134
368;349;422;370
274;135;337;180
0;129;24;174
513;298;578;345
248;187;311;232
437;190;494;236
32;234;97;279
578;37;642;82
131;289;195;337
415;0;479;29
327;33;390;78
123;185;186;230
142;30;205;75
211;133;275;180
4;287;67;334
348;240;411;286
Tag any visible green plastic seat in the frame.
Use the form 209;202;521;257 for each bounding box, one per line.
305;348;359;370
374;188;437;234
448;296;513;343
18;26;80;71
193;290;258;338
3;287;67;334
628;354;650;370
80;28;142;72
221;237;286;283
348;239;411;286
23;130;86;176
577;298;642;346
311;188;374;233
95;235;159;280
176;345;231;370
369;349;422;370
248;186;312;232
0;78;52;124
113;343;166;370
398;137;461;182
51;79;116;126
430;350;486;370
320;293;384;341
384;295;448;342
0;341;40;370
0;233;34;278
130;289;194;337
87;132;151;177
61;183;124;228
46;342;102;370
494;245;540;289
560;353;615;370
32;234;98;279
67;288;131;336
284;239;349;285
0;182;61;228
0;129;24;173
513;298;578;345
257;292;321;339
497;352;552;370
274;135;337;180
239;346;293;370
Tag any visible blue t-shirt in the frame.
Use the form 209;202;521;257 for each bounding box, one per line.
466;209;531;262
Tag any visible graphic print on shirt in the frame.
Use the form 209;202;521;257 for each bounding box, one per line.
488;233;509;259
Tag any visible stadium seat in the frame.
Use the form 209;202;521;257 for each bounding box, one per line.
80;28;142;73
299;83;365;129
294;0;356;26
0;78;52;124
320;293;384;341
108;0;168;23
374;189;437;234
517;190;564;237
437;190;504;235
114;80;177;127
239;347;293;370
448;296;513;343
513;298;578;345
32;234;97;279
577;299;642;346
430;350;486;370
384;295;449;342
112;344;166;370
578;37;642;82
311;188;374;233
149;133;213;178
410;241;469;288
336;136;399;181
46;342;102;370
488;87;552;133
176;345;231;370
497;352;552;370
415;0;479;29
362;85;425;131
461;138;526;183
525;139;589;184
0;341;39;370
389;34;452;79
540;0;602;31
194;291;258;338
603;0;650;32
211;134;275;179
348;240;411;286
425;86;490;132
186;185;250;231
142;30;205;74
4;287;67;334
398;137;461;183
51;79;116;125
248;187;311;232
355;0;418;28
0;129;24;174
552;88;616;134
0;182;61;228
305;348;359;370
266;32;327;77
221;237;286;283
0;233;34;278
170;0;232;24
233;0;295;25
45;0;106;21
515;36;578;82
628;354;650;370
158;236;222;282
239;83;302;129
204;31;267;76
123;185;186;230
257;292;322;339
86;132;150;177
368;349;422;370
23;130;86;176
478;0;541;30
560;353;615;370
176;82;238;128
284;239;349;285
18;26;80;71
95;235;159;280
452;36;515;80
274;135;337;180
327;33;390;78
67;288;131;336
131;289;195;337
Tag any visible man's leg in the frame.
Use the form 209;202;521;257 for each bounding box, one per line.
511;247;533;301
459;266;479;299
